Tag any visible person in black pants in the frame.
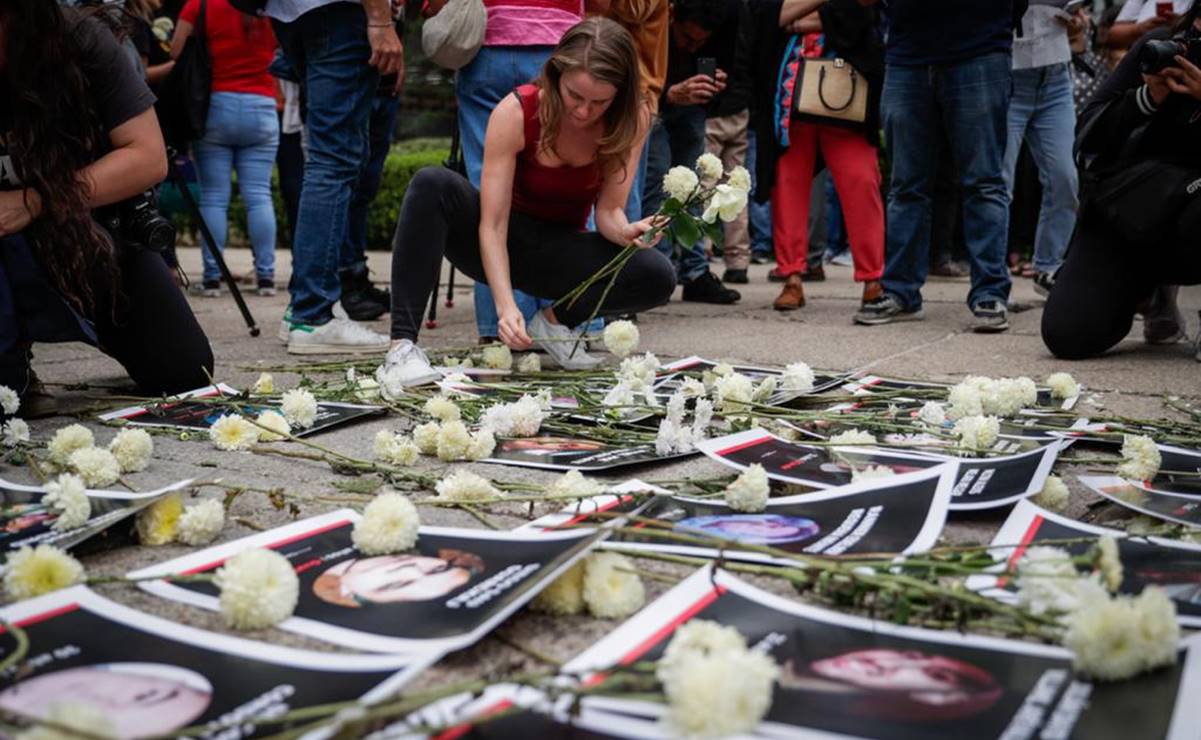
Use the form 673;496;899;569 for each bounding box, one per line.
1042;6;1201;360
381;18;675;386
0;2;213;416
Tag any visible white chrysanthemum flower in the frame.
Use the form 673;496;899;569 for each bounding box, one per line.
107;428;153;473
351;376;381;402
1064;588;1179;681
657;620;778;739
1032;475;1070;511
917;401;948;427
375;361;409;401
280;388;318;429
466;427;496;461
529;560;586;615
602;320;640;358
423;395;461;423
692;398;714;441
3;418;30;447
662;165;699;202
852;465;896;483
547;469;605;498
829;429;877;446
517;353;542;373
695;152;723;181
481;344;513;370
952;415;1000;453
436;420;474;461
177;498;226;546
656;418;695;456
47;424;94;466
751;376;778;404
67;447;120;488
987;377;1035;417
582;552;645;619
679;377;707;398
373;430;419;466
726;165;751;192
947;377;988;419
209;414;259;451
1129;587;1181;673
725;464;769;513
215;548;299;630
714;373;754;413
701;183;749;224
1016;547;1107;616
254;410;292;442
43;474;89;531
3;545;85;601
1096;536;1124;592
1046;372;1081;400
781;362;815;393
1117;434;1161;481
19;701;117;740
136;492;183;546
352;492;419;555
480;395;545;437
603;380;638;414
412;421;440;455
0;384;18;416
665;391;687;426
436;470;501;502
251;372;274;395
618;352;660;386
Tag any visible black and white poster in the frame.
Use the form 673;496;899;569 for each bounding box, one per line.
100;384;384;438
562;568;1201;740
1139;445;1201;496
969;499;1201;627
697;429;1062;511
0;587;429;740
0;477;192;555
514;480;669;534
608;465;955;563
658;356;847;403
1080;475;1201;529
484;435;696;472
130;510;599;654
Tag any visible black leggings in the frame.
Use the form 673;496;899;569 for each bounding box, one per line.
390;167;677;341
1041;204;1201;359
0;235;214;397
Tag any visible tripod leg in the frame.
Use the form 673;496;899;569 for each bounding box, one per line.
170;158;261;337
446;265;456;308
426;259;440;330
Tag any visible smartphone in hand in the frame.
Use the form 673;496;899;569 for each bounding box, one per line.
697;57;717;80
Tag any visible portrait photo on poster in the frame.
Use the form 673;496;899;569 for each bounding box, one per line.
0;477;193;554
128;510;600;654
0;587;430;740
608;464;954;563
562;568;1201;740
1080;476;1201;529
967;499;1201;627
696;428;1063;510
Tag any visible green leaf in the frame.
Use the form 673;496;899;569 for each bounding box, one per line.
673;217;701;248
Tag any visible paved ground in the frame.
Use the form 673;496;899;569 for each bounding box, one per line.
13;247;1201;699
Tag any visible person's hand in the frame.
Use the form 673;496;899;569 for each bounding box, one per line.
1162;55;1201;101
498;306;533;350
713;68;728;93
623;215;667;248
393;53;406;94
1143;71;1173;105
367;24;404;75
1137;14;1172;35
0;189;40;237
669;74;720;105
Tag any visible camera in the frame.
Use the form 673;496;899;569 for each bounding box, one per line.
97;190;176;254
1139;30;1201;74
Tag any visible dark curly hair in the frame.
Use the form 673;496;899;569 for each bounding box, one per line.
1;1;120;314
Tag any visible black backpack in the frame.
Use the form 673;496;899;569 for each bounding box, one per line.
226;0;268;15
155;0;211;146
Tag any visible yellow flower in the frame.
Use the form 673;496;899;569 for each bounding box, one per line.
136;492;184;545
4;545;85;601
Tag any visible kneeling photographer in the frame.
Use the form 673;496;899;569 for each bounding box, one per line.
0;0;213;416
1043;1;1201;360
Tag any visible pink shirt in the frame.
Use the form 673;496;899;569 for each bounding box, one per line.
482;0;583;46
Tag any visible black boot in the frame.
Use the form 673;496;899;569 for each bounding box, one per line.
339;267;387;321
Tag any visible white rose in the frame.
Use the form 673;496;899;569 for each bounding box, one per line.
700;183;749;224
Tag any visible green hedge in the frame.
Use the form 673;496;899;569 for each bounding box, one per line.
167;145;450;251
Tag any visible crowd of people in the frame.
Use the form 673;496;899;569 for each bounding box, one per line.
0;0;1198;409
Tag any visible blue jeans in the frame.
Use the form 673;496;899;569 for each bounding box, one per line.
745;127;773;257
457;45;555;337
881;52;1013;310
645;105;709;283
273;2;379;325
825;174;849;258
194;92;279;284
1003;63;1079;275
343;94;402;274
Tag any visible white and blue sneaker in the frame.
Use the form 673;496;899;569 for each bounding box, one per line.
286;318;389;355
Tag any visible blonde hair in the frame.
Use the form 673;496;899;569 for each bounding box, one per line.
536;17;644;177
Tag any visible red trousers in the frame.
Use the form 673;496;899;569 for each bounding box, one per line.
772;120;884;282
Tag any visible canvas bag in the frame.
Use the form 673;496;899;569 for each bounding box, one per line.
421;0;487;70
794;57;868;126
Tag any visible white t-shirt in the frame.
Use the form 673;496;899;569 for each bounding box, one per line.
1116;0;1193;23
265;0;360;23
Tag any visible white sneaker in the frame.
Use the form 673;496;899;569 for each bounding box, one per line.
278;308;292;344
287;318;389;355
376;339;440;394
528;311;603;370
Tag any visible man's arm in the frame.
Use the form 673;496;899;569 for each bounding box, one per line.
363;0;404;75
